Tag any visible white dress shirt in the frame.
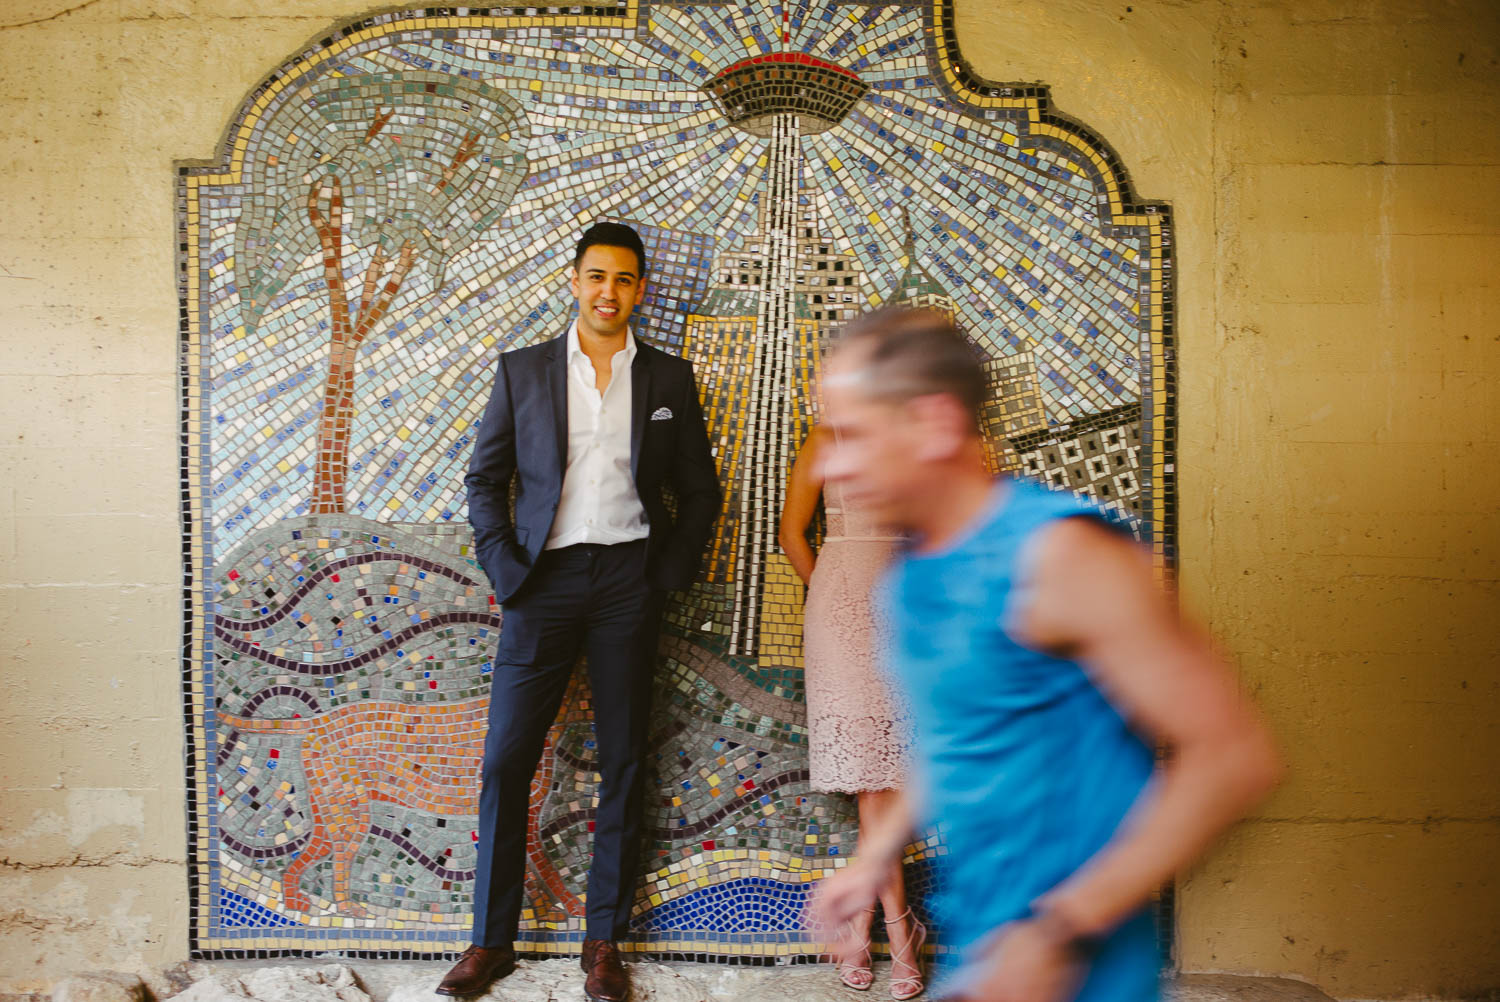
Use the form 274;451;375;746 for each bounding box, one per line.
544;322;650;549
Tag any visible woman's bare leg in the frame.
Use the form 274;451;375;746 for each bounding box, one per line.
857;790;919;977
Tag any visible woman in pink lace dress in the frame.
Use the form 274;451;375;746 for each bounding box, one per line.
780;425;925;1000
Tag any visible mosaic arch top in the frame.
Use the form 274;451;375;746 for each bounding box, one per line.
177;0;1176;958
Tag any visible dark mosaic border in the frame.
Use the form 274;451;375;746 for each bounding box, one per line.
920;0;1179;573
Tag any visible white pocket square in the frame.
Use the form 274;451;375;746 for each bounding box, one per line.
650;406;673;421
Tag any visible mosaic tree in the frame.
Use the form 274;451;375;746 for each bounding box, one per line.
236;72;528;514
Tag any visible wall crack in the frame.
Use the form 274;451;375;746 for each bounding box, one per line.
0;0;104;31
0;853;179;871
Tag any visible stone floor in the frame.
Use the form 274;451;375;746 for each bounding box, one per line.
40;958;1337;1002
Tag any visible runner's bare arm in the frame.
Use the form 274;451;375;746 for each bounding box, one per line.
1008;517;1280;941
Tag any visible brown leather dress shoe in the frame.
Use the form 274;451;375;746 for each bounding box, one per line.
580;939;629;1002
436;944;517;997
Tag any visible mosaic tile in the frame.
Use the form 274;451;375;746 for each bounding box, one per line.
176;1;1176;959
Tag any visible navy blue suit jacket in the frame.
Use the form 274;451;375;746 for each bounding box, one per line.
464;331;721;604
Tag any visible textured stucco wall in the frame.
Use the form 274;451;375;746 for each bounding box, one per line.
0;0;1495;997
956;2;1500;998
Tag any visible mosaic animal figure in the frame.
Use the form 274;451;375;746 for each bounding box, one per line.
218;676;589;919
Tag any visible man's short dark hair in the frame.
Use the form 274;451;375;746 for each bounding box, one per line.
574;222;647;279
835;307;987;431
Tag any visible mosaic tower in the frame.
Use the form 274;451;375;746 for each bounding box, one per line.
700;53;868;660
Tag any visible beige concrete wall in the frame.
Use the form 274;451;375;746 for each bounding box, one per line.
0;3;347;989
959;2;1500;998
0;0;1494;997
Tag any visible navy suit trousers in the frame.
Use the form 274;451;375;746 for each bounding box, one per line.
470;539;664;946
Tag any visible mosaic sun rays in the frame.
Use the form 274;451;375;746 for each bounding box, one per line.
176;0;1175;957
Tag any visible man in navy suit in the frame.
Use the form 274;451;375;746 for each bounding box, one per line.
439;223;720;1000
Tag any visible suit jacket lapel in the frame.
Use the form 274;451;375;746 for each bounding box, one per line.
544;334;568;476
630;342;652;483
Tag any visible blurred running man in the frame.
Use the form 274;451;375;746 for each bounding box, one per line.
811;309;1279;1002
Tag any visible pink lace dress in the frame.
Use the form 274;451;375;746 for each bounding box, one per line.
803;478;911;793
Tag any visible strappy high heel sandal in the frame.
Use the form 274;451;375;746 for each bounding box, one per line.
884;906;927;1000
836;907;877;991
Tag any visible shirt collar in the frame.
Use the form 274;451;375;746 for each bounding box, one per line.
567;320;636;370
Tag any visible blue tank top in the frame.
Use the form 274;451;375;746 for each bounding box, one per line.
882;477;1160;1002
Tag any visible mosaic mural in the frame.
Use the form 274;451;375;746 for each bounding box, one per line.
177;0;1175;959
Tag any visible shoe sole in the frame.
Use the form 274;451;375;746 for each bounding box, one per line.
434;960;516;997
582;988;628;1002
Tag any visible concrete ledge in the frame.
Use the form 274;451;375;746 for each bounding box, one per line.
4;959;1345;1002
1170;974;1338;1002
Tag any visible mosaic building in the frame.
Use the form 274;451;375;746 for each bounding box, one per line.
983;352;1049;471
1013;403;1146;530
177;0;1175;959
